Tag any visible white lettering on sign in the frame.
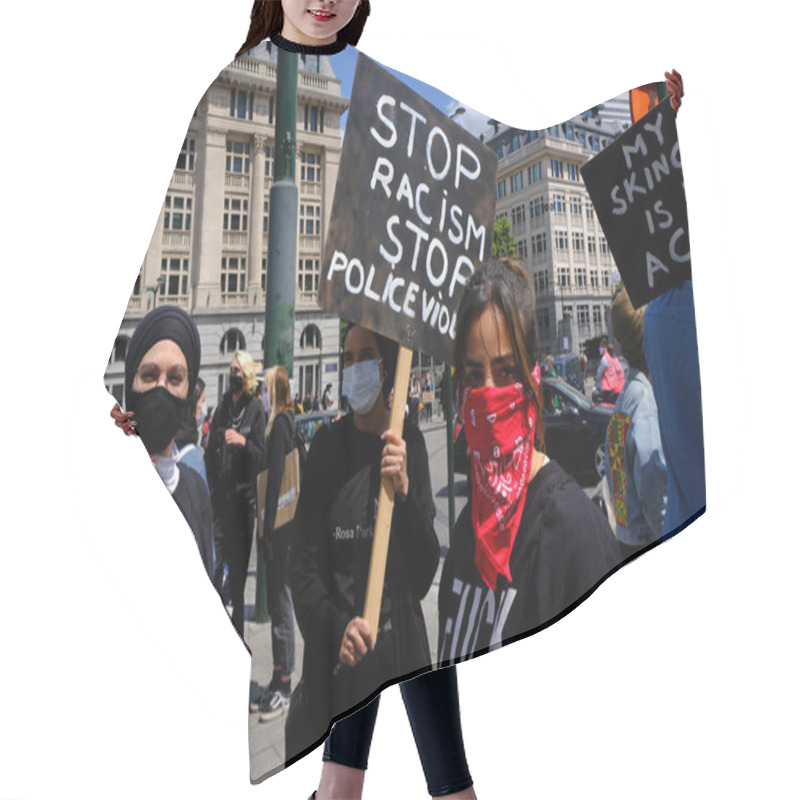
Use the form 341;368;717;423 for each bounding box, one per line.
607;110;690;290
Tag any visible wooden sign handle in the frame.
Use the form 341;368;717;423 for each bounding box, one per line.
363;345;413;642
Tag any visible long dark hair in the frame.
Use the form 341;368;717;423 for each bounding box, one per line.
237;1;371;58
454;258;545;446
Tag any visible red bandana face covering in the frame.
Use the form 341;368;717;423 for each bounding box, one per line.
461;382;537;590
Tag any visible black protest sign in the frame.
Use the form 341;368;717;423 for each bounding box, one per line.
581;98;691;309
319;54;497;363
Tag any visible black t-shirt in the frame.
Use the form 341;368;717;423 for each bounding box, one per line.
438;460;621;666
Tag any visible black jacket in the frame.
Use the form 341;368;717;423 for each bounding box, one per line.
205;391;266;511
289;414;439;738
439;459;621;665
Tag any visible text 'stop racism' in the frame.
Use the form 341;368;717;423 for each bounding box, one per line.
319;53;497;362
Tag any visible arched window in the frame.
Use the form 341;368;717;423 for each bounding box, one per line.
300;324;322;350
109;336;129;364
220;328;246;355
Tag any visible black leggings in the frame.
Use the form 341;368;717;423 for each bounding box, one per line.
323;667;472;797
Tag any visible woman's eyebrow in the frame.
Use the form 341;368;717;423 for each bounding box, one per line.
464;353;515;367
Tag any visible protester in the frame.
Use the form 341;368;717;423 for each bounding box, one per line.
251;365;300;722
205;350;266;637
605;288;667;559
438;259;621;665
596;340;625;403
117;305;214;580
643;280;705;537
201;406;214;451
322;383;334;411
288;323;472;798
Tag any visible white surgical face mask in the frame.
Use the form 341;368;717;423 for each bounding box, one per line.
342;359;383;415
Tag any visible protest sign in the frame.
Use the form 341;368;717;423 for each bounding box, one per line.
581;98;691;309
319;53;497;363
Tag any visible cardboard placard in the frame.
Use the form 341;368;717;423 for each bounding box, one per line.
581;98;691;309
319;53;497;362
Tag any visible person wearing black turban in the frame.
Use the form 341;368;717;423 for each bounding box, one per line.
113;305;214;580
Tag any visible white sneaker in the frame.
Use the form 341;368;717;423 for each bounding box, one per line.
259;690;290;722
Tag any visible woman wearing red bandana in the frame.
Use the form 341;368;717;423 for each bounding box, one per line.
439;259;621;666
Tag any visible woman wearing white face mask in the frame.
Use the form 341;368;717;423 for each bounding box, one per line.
287;324;473;794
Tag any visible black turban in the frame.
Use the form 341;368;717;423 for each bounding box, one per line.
124;305;201;402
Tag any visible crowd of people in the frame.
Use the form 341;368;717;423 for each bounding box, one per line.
108;2;700;797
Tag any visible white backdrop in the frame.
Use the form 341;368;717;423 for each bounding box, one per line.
1;2;797;798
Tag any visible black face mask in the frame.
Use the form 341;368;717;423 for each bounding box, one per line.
128;386;185;455
230;370;244;393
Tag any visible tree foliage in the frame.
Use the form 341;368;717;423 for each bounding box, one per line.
492;216;516;258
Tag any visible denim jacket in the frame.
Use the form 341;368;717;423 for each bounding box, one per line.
605;368;667;546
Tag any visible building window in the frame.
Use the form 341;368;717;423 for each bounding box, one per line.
230;88;254;120
510;170;524;193
528;162;542;184
220;256;247;294
226;141;251;174
176;138;195;171
567;163;580;182
579;131;586;147
533;232;547;257
577;304;591;333
510;133;521;152
511;204;525;229
299;203;321;235
566;124;575;141
220;329;246;355
591;137;600;153
497;179;507;200
548;125;560;137
587;236;596;255
263;200;269;234
593;305;603;328
305;104;324;132
531;196;545;220
552;194;566;215
516;238;528;261
555;230;569;251
558;266;570;287
223;197;248;231
600;236;609;255
590;269;599;288
534;271;549;294
550;159;563;179
268;96;274;125
164;195;192;231
109;336;129;364
297;258;320;297
572;232;585;251
575;267;587;286
300;151;322;184
300;324;322;349
537;307;551;333
261;257;268;292
570;196;582;217
160;257;189;297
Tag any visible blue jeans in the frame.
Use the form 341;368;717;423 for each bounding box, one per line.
323;667;472;797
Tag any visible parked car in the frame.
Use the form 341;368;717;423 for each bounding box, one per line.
550;354;586;393
295;409;340;445
455;377;613;487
